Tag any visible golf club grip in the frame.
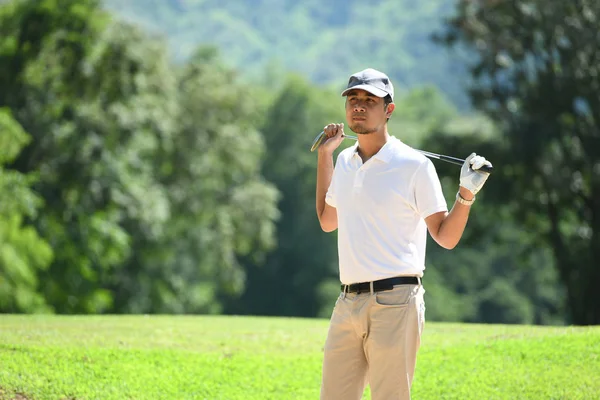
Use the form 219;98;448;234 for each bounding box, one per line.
475;165;493;173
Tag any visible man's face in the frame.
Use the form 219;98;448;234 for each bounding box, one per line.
344;89;393;135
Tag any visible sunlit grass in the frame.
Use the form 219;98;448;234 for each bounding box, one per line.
1;315;598;399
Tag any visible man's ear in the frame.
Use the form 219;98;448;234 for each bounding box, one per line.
386;103;395;118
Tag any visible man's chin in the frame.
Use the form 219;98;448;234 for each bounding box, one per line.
349;124;375;135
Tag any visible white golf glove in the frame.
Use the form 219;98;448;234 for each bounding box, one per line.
459;153;492;195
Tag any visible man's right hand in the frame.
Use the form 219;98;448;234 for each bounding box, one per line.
319;123;345;154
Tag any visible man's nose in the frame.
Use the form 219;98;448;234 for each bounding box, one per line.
353;102;366;112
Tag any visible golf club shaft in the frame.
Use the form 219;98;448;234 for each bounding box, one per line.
321;132;493;173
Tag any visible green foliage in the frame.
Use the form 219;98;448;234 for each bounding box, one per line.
0;110;30;164
116;47;281;314
0;0;180;313
1;315;599;399
389;85;459;146
420;266;477;322
0;0;279;314
0;109;53;313
421;124;565;325
102;0;472;109
439;0;600;324
223;74;342;317
0;0;575;326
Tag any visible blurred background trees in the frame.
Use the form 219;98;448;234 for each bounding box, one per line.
435;0;600;325
0;109;53;313
0;0;279;315
0;0;597;325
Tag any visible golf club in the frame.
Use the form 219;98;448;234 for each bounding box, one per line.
310;131;493;173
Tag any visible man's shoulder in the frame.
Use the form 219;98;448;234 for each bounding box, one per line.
336;145;358;162
388;137;430;168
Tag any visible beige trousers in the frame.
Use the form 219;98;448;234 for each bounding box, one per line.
320;284;425;400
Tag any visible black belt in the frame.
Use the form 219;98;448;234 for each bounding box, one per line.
341;276;421;294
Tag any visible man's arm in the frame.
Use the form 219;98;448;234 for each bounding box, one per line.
425;186;475;249
316;149;338;232
315;123;345;232
425;153;492;249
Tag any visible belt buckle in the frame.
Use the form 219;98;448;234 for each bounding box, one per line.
351;283;363;294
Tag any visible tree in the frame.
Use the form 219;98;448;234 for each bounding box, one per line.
222;74;343;317
0;109;53;313
438;0;600;324
112;47;280;314
0;0;280;314
0;0;183;313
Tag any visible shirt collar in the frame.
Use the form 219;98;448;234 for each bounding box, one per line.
351;136;397;163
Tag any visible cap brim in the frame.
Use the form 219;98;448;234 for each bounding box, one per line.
341;84;389;98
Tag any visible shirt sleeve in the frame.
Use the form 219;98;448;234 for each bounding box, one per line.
413;160;448;219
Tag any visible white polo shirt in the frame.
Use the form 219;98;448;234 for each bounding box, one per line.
326;136;448;284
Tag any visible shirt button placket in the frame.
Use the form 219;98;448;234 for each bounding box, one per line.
354;168;365;193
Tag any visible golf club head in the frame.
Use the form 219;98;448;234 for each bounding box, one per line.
310;131;326;152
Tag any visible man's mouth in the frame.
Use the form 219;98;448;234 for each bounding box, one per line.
352;115;367;121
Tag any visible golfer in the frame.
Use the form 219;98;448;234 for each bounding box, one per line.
315;68;492;400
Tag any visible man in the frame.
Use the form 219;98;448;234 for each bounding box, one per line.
315;68;492;400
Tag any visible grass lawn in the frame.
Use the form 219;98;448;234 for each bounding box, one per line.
0;315;598;399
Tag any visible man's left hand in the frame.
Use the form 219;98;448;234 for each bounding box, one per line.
459;153;492;195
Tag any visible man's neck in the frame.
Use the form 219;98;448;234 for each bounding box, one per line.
357;130;390;163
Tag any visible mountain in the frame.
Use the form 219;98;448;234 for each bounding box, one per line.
102;0;473;108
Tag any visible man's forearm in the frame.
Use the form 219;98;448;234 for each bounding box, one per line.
435;187;475;249
316;149;334;218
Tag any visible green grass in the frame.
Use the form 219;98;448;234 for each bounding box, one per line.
0;315;598;399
